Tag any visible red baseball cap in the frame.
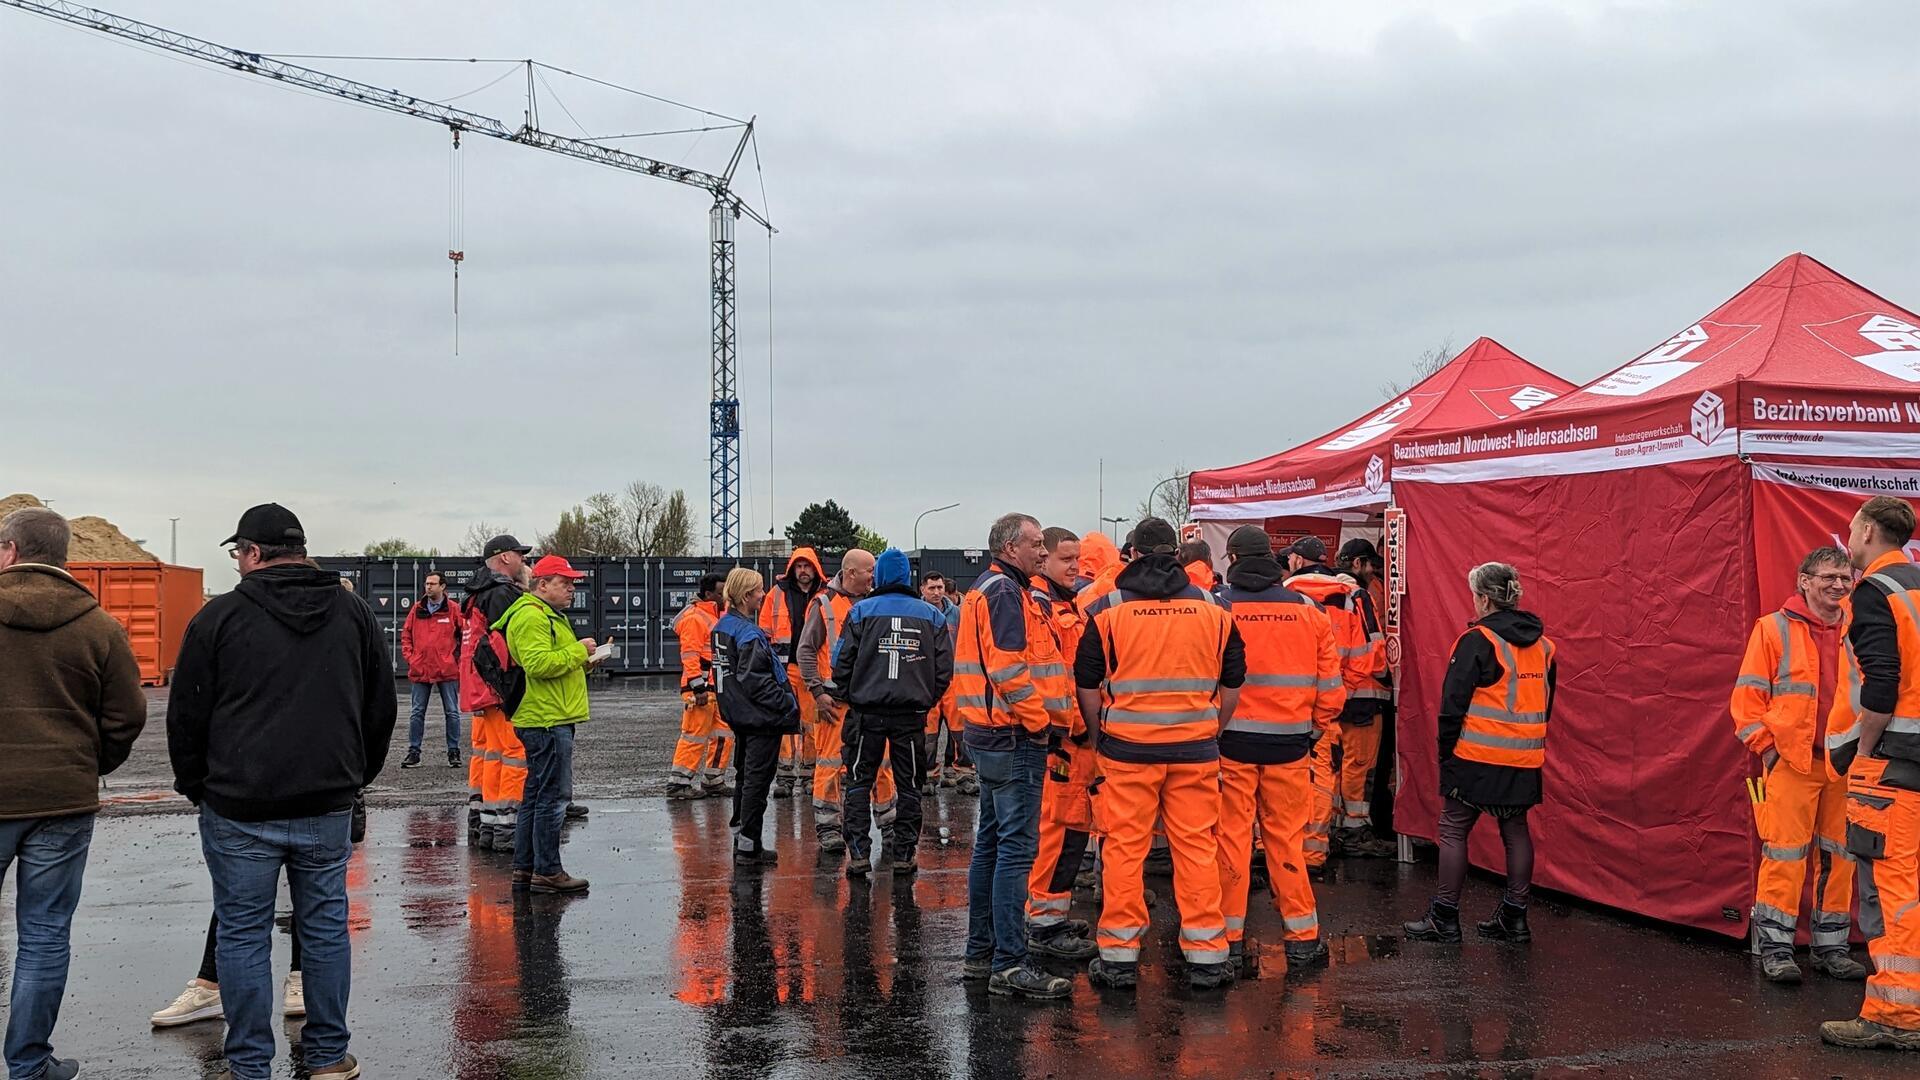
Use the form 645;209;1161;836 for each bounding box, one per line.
531;554;586;580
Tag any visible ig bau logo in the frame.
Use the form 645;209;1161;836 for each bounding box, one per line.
1690;390;1726;446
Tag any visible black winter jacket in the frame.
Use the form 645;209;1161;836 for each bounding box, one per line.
168;564;398;821
1438;608;1556;810
830;583;954;728
713;611;802;734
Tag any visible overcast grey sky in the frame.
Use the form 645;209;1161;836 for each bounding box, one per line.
4;0;1915;586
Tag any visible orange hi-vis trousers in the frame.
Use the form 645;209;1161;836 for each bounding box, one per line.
1094;756;1228;966
812;699;893;838
1028;741;1098;932
1749;758;1853;954
469;706;526;831
1334;719;1382;830
778;666;817;780
1218;757;1320;944
1307;733;1337;866
925;684;973;784
1847;758;1920;1032
670;695;735;789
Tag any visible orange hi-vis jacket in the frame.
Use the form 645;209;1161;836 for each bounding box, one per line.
1349;583;1392;706
1076;532;1121;589
1283;567;1372;700
1453;625;1556;769
757;547;825;662
1030;575;1086;737
1731;603;1835;774
806;590;855;690
955;560;1067;750
1829;550;1920;781
1219;581;1345;763
1082;576;1241;764
672;599;721;693
1185;560;1216;594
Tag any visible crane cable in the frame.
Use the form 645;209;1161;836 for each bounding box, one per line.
448;127;465;355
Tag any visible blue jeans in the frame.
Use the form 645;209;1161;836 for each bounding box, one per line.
514;724;576;876
407;680;462;754
199;805;353;1080
1;814;94;1080
966;740;1047;972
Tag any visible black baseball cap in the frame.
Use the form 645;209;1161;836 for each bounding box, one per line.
1226;525;1272;558
483;534;532;559
222;503;305;547
1338;538;1382;564
1285;535;1328;562
1132;517;1179;555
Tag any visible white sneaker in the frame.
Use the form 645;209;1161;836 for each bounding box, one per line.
284;970;306;1018
151;981;223;1027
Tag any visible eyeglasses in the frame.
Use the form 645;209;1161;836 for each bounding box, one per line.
1805;572;1853;586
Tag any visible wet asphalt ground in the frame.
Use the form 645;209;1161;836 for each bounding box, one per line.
3;683;1909;1078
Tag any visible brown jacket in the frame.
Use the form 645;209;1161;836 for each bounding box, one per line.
0;564;147;819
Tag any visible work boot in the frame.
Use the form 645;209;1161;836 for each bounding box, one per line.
666;783;700;801
1476;902;1532;943
1337;827;1396;858
734;847;776;869
962;955;994;981
989;960;1072;999
1188;961;1237;990
920;778;938;796
1810;948;1868;981
1144;887;1158;908
1143;847;1174;876
309;1053;361;1079
448;748;463;768
1404;900;1463;942
940;773;958;789
846;852;873;878
1029;929;1098;961
1820;1017;1920;1050
892;849;919;877
818;828;846;855
565;803;590;820
1248;863;1270;893
1075;868;1098;890
475;824;497;851
1087;957;1139;989
956;775;981;796
1284;939;1330;972
1760;951;1803;983
530;871;589;894
772;776;795;799
511;869;532;890
37;1061;80;1080
1228;940;1259;978
400;748;422;769
1307;862;1330;882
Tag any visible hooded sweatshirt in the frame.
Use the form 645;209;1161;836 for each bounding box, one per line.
831;548;953;723
168;564;397;821
796;569;863;697
1076;532;1121;590
1073;554;1247;702
760;548;825;666
0;563;147;819
1437;607;1557;809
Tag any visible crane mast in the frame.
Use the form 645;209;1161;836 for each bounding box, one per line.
4;0;770;555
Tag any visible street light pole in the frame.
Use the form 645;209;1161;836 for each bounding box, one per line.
1101;516;1128;541
1145;473;1192;522
913;502;960;551
169;517;180;564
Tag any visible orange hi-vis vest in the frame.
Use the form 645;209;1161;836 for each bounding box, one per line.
1084;584;1236;762
1030;576;1085;736
1221;586;1345;755
672;599;721;691
1829;551;1920;778
1454;625;1555;769
808;590;855;688
1350;584;1391;704
1284;570;1372;700
1731;606;1830;774
757;548;825;661
954;561;1062;745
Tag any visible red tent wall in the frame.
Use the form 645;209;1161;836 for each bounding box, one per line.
1395;457;1758;936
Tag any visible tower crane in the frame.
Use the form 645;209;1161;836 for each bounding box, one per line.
4;0;772;556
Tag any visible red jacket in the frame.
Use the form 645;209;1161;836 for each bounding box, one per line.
402;597;463;684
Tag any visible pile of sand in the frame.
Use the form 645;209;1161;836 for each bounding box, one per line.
0;493;159;562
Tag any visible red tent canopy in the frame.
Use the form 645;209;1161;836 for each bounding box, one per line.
1189;337;1573;520
1388;254;1920;935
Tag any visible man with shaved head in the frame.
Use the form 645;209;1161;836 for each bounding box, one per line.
797;549;895;856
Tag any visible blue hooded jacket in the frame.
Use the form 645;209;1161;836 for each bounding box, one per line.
831;548;955;717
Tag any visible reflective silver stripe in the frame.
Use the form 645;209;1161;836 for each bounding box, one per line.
816;756;843;767
1224;916;1245;931
1734;675;1772;692
499;756;527;769
671;766;698;779
1768;613;1814;698
1761;842;1809;862
1101;925;1146;942
1817;835;1856;861
1042;696;1075;712
1337;645;1370;658
954;695;990;711
1110;678;1219;694
1243;674;1319;689
988;662;1030;683
1303;839;1329;852
1099;946;1140;961
1350;687;1392;700
1465;704;1548;724
1868;572;1908;595
1180;925;1225;942
1458;729;1545;751
1735;721;1764;741
1184;947;1230;964
1030;662;1068;679
1865;983;1920;1007
953;662;988;676
1828;730;1859;752
1224;717;1315;736
1000;684;1037;705
1282;913;1320;933
1874;956;1920;974
1345;800;1371;814
1106;707;1221;726
1892;716;1920;733
1030;897;1072;912
1751;902;1796;927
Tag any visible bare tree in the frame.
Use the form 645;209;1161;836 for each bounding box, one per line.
651;490;697;557
1136;465;1194;526
1379;335;1456;399
459;520;507;556
622;481;699;557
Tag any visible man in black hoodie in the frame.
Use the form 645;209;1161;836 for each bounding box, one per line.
168;504;395;1080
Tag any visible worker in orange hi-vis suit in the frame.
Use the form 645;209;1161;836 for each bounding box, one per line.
668;572;733;799
1820;496;1920;1053
459;535;533;851
759;548;826;800
919;571;970;793
1216;526;1344;976
1077;516;1246;992
1025;527;1100;962
1731;546;1865;984
796;549;894;856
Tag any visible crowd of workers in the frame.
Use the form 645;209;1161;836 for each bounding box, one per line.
1;490;1918;1078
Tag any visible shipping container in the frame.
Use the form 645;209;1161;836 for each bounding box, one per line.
912;548;988;593
70;561;204;686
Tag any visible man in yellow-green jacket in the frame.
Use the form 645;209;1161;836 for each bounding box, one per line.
495;554;598;894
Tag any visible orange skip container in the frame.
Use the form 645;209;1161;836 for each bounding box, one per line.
69;562;204;686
